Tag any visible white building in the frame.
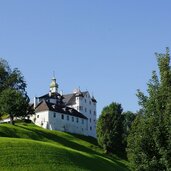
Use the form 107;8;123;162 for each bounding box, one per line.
32;77;97;138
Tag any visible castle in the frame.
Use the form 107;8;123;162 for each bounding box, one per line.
32;77;97;138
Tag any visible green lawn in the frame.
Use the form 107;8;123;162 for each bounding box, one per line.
0;122;131;171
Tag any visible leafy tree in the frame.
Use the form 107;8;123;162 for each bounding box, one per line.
96;102;124;155
122;111;135;149
0;58;29;124
0;88;29;125
127;48;171;170
0;58;27;95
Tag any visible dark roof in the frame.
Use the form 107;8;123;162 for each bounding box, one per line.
91;96;97;103
39;93;64;99
63;93;76;105
35;101;87;119
63;91;89;105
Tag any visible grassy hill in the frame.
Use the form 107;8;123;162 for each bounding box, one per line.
0;122;131;171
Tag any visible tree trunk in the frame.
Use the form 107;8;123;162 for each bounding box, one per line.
9;114;14;125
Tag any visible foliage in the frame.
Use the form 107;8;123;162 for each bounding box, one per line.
0;58;29;123
97;102;125;156
127;48;171;170
122;111;135;149
0;123;130;171
0;88;29;124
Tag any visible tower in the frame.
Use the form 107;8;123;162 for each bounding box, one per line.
50;77;58;93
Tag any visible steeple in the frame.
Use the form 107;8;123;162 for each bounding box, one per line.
50;76;58;93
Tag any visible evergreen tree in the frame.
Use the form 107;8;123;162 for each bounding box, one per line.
127;48;171;170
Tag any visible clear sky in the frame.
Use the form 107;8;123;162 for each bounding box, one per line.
0;1;171;116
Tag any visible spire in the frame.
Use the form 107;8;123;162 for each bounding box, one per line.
50;75;58;93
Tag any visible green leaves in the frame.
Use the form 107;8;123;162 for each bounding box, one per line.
0;58;30;124
97;102;125;155
127;48;171;170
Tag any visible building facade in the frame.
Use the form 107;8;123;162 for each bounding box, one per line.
32;77;97;138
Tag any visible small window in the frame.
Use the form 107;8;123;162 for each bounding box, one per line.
94;111;96;115
79;106;83;111
61;114;64;120
37;115;39;118
72;117;74;122
76;118;79;123
67;115;69;121
82;119;84;124
90;126;92;130
54;113;56;118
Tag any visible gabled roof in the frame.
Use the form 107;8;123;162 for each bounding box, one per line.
35;100;87;119
63;93;76;105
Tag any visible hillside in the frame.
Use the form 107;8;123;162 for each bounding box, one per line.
0;122;131;171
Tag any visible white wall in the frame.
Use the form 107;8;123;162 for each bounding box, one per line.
48;111;88;136
34;111;49;129
34;110;88;136
70;92;97;138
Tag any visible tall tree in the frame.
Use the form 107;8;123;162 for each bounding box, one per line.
0;58;29;124
127;48;171;170
96;102;124;155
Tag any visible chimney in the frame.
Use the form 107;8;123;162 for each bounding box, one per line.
34;97;37;109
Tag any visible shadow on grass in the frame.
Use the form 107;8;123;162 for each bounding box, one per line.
0;123;131;171
16;124;100;155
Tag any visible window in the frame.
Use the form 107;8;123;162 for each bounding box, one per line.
79;106;83;111
37;115;39;118
90;126;92;130
54;113;56;118
67;115;69;121
61;114;64;120
94;111;96;115
72;117;74;122
82;119;84;124
76;118;79;123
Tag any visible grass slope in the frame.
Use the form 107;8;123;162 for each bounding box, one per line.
0;122;130;171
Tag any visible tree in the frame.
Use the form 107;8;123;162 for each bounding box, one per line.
0;88;29;125
0;58;29;124
96;102;124;155
122;111;135;149
0;58;27;94
127;48;171;170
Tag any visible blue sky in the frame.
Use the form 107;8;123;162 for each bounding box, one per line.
0;1;171;116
